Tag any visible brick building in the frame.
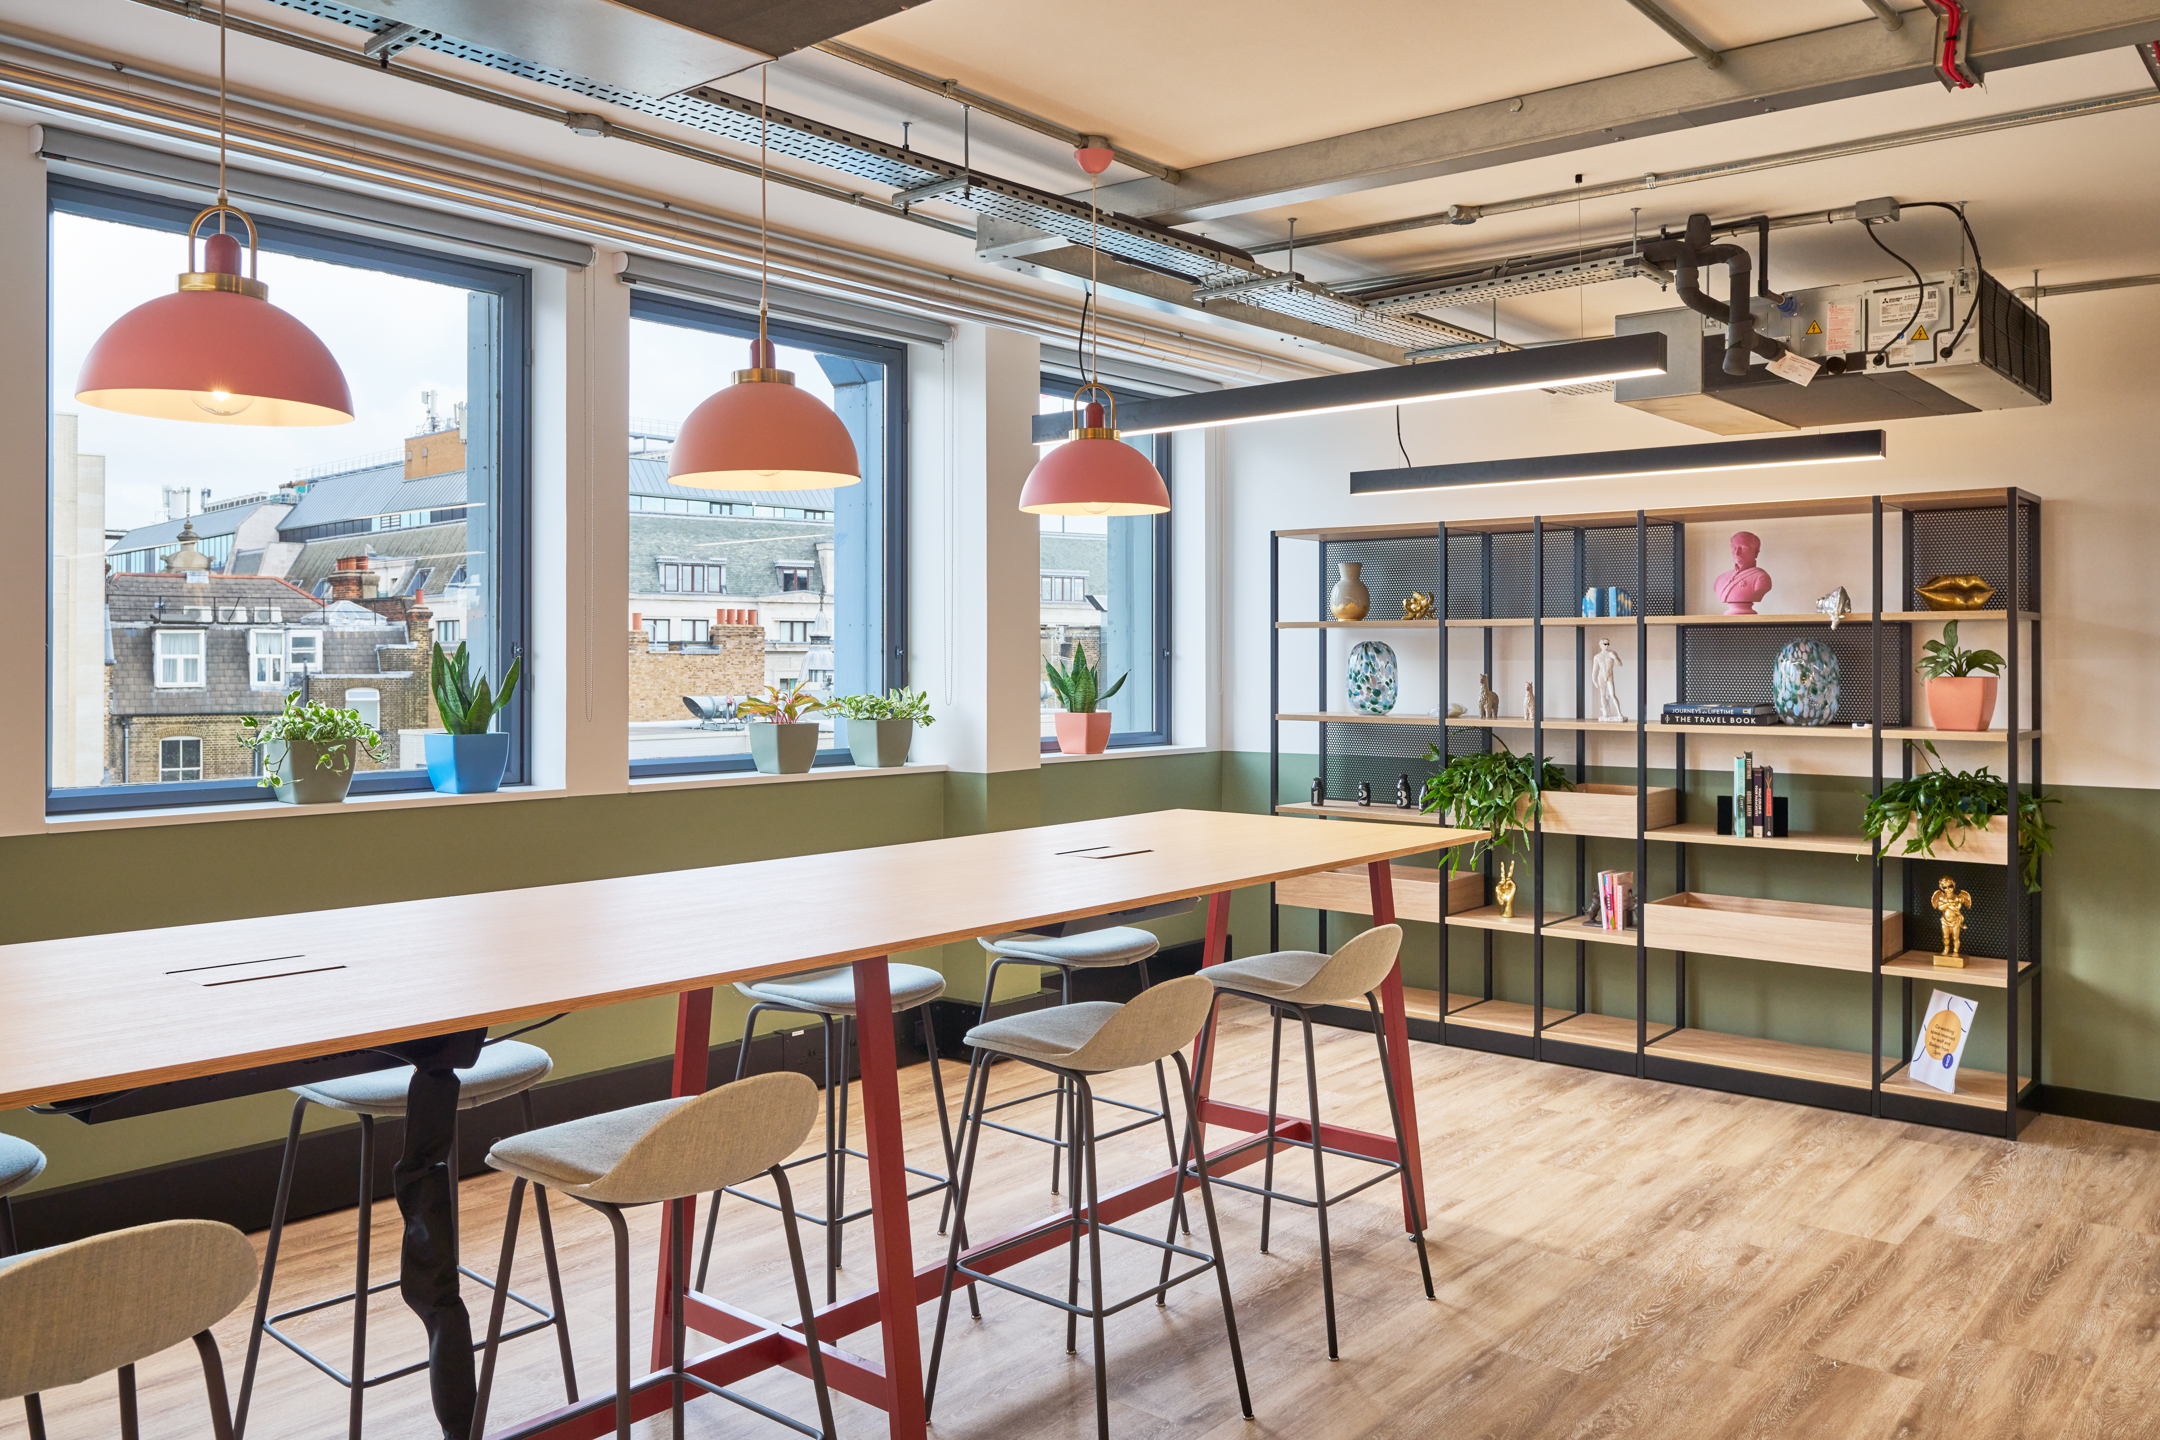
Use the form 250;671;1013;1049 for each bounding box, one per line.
624;623;766;721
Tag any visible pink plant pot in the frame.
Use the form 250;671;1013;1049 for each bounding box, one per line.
1055;711;1113;755
1928;676;1999;732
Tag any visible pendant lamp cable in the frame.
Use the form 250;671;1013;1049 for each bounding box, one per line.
1088;168;1099;386
216;0;228;231
758;63;770;350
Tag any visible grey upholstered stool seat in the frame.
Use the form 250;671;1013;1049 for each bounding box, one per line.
1195;924;1432;1360
0;1135;43;1200
735;963;946;1014
288;1040;554;1115
930;975;1250;1440
472;1073;839;1440
713;963;958;1305
0;1219;257;1440
978;926;1160;968
235;1037;573;1440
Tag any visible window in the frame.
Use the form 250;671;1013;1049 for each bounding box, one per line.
628;293;906;775
644;618;671;644
249;629;287;689
154;630;203;687
435;619;463;648
158;737;202;783
1038;382;1173;747
47;180;530;810
345;688;381;732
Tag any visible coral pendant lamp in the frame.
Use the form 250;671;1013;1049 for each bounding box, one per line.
75;0;351;427
1018;146;1169;516
671;67;859;491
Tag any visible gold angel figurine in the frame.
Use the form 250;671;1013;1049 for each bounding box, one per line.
1931;876;1973;966
1494;861;1517;920
1402;591;1436;620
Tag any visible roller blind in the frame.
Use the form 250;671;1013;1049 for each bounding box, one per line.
618;253;950;347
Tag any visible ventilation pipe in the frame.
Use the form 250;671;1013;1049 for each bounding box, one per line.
1641;214;1843;378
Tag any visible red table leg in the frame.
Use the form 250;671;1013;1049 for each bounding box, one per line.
852;955;927;1440
1367;861;1427;1231
651;988;713;1369
1191;891;1233;1132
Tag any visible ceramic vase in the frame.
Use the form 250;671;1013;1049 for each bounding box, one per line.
1771;639;1840;726
1347;639;1399;716
1927;676;1998;731
1329;562;1371;621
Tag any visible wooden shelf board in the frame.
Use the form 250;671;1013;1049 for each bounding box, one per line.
1274;801;1438;826
1881;1064;2020;1110
1445;998;1579;1036
1274;522;1439;542
1885;611;2041;623
1433;611;2037;629
1540;1012;1644;1052
1644;724;2039;743
1646;823;1873;856
1444;906;1574;935
1645;1027;2019;1110
1400;987;1487;1023
1881;952;2031;987
1445;617;1534;628
1473;717;1641;732
1275;712;1443;727
1276;619;1440;630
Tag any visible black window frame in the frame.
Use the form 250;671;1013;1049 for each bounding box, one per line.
46;179;533;814
628;291;910;779
1038;377;1173;751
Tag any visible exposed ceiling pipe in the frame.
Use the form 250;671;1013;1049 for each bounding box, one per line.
1860;0;1907;29
812;40;1180;185
1246;86;2160;255
2017;272;2160;299
1621;0;1725;69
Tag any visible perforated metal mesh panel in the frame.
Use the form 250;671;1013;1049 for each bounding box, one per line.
1679;623;1910;724
1319;721;1480;806
1901;858;2029;966
1441;523;1677;619
1581;523;1678;616
1323;537;1439;622
1445;533;1485;621
1907;502;2037;613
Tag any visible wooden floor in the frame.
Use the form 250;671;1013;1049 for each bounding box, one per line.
9;1001;2160;1440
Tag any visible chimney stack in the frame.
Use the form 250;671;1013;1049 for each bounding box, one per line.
328;553;373;603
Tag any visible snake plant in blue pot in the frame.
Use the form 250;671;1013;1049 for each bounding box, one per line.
425;641;522;794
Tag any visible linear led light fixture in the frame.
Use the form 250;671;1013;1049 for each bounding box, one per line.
1348;428;1887;493
1029;332;1667;442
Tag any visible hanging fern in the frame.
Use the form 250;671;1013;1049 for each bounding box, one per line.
1419;732;1572;872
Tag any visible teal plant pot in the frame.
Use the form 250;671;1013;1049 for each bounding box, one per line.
425;732;510;794
264;738;357;805
749;721;820;774
846;718;913;768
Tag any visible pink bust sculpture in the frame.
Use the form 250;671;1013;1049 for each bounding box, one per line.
1714;531;1773;614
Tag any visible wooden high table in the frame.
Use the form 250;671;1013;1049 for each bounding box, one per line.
0;809;1483;1440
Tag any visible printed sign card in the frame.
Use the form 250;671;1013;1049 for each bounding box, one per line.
1908;990;1978;1095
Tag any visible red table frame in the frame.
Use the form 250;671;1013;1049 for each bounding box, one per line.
495;862;1421;1440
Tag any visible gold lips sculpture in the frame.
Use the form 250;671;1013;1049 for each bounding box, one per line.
1916;574;1996;610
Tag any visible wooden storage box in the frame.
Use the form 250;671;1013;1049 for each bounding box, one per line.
1643;892;1902;972
1516;783;1678;839
1886;814;2010;867
1274;863;1483;925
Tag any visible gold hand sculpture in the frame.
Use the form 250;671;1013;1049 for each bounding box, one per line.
1494;861;1517;920
1931;876;1973;966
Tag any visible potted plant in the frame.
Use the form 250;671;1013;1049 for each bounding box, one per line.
1917;619;2004;731
738;681;826;774
1860;741;2056;892
828;688;933;768
1419;734;1572;871
1046;647;1124;755
240;693;386;805
425;641;523;794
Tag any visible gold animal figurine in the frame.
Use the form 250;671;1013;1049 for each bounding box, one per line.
1477;673;1499;719
1931;876;1973;966
1494;861;1517;920
1402;591;1436;620
1916;574;1996;611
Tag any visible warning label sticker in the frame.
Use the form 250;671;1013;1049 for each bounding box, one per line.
1805;321;1823;335
1823;302;1858;354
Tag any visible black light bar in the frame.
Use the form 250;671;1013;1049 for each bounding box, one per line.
1349;428;1888;493
1030;333;1668;443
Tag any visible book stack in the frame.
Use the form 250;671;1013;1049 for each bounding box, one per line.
1662;702;1779;727
1594;870;1635;930
1734;753;1774;839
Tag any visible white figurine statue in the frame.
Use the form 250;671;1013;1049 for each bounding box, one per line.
1590;638;1626;722
1477;674;1499;719
1523;682;1537;722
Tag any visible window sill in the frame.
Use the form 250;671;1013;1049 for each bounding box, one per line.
629;763;949;794
46;783;568;833
1040;745;1212;765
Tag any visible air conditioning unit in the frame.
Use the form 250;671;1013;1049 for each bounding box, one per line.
1615;269;2049;434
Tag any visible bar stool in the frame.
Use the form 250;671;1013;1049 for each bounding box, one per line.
1192;923;1432;1359
0;1133;48;1437
703;962;957;1303
470;1071;838;1440
1;1218;257;1440
235;1038;575;1440
971;928;1180;1200
928;973;1251;1440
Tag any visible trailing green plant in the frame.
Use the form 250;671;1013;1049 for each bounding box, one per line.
1046;647;1125;714
1915;619;2005;680
737;680;826;724
1419;733;1573;871
431;641;522;735
239;693;387;788
1859;742;2055;892
827;688;935;725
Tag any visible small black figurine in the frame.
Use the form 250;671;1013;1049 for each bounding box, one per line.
1311;777;1326;806
1356;781;1372;807
1395;772;1413;809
